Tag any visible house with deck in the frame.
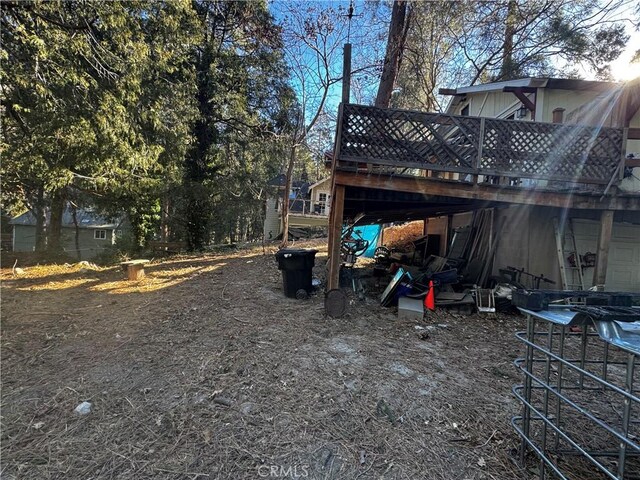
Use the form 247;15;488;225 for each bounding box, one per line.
326;76;640;292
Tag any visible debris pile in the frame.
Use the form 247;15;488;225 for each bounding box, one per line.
340;209;556;320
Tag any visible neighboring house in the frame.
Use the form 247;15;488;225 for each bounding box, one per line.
263;174;330;240
308;177;332;215
326;77;640;292
10;206;124;260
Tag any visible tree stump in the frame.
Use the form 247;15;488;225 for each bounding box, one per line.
121;260;150;281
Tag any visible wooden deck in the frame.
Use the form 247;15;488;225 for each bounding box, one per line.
326;103;639;289
336;104;627;187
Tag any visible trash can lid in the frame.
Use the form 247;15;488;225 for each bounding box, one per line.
275;248;319;258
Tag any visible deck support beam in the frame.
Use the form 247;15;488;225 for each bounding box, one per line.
592;210;614;289
328;185;345;290
333;171;640;211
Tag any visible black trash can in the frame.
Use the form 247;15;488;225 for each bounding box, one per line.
275;249;318;298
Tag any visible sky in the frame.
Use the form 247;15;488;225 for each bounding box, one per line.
268;0;639;129
610;30;640;82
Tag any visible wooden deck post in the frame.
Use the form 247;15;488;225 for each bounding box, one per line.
592;210;614;289
328;184;345;290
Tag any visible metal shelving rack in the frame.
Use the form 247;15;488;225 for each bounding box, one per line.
513;305;640;479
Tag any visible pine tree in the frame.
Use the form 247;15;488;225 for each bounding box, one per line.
182;0;293;250
1;1;199;252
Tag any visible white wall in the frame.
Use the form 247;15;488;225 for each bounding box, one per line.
492;206;640;291
263;198;280;241
458;88;609;124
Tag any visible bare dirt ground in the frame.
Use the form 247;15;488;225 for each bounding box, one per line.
2;240;534;479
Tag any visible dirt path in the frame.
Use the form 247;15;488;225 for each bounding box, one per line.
2;242;532;479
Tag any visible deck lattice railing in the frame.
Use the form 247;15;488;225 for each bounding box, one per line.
338;104;624;185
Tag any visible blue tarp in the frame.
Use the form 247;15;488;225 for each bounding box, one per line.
347;224;381;258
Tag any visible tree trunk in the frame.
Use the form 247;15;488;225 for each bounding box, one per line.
280;145;297;247
34;185;47;252
375;0;411;108
160;194;170;241
499;0;518;80
47;190;65;254
70;203;81;261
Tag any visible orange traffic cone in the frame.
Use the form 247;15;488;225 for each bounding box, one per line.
424;280;435;311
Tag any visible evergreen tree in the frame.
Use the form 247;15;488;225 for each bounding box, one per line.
182;0;293;249
1;0;199;252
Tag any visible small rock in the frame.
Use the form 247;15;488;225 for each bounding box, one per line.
239;402;255;415
74;401;92;415
213;396;233;407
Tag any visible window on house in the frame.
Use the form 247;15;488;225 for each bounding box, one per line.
317;192;328;215
94;230;107;240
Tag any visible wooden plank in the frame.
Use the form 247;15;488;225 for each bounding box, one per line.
333;170;640;211
476;117;485;169
619;128;628;181
507;88;536;114
327;103;344;258
121;259;149;266
553;218;569;290
477;169;610;184
338;156;477;175
592;210;614;289
328;185;345;290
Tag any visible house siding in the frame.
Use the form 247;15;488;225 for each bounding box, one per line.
466;91;521;118
491;206;640;291
13;225;36;252
542;89;610;125
263;198;281;240
457;87;639;170
12;225;115;259
461;88;611;123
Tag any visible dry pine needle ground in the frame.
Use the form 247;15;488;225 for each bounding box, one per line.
2;241;543;479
